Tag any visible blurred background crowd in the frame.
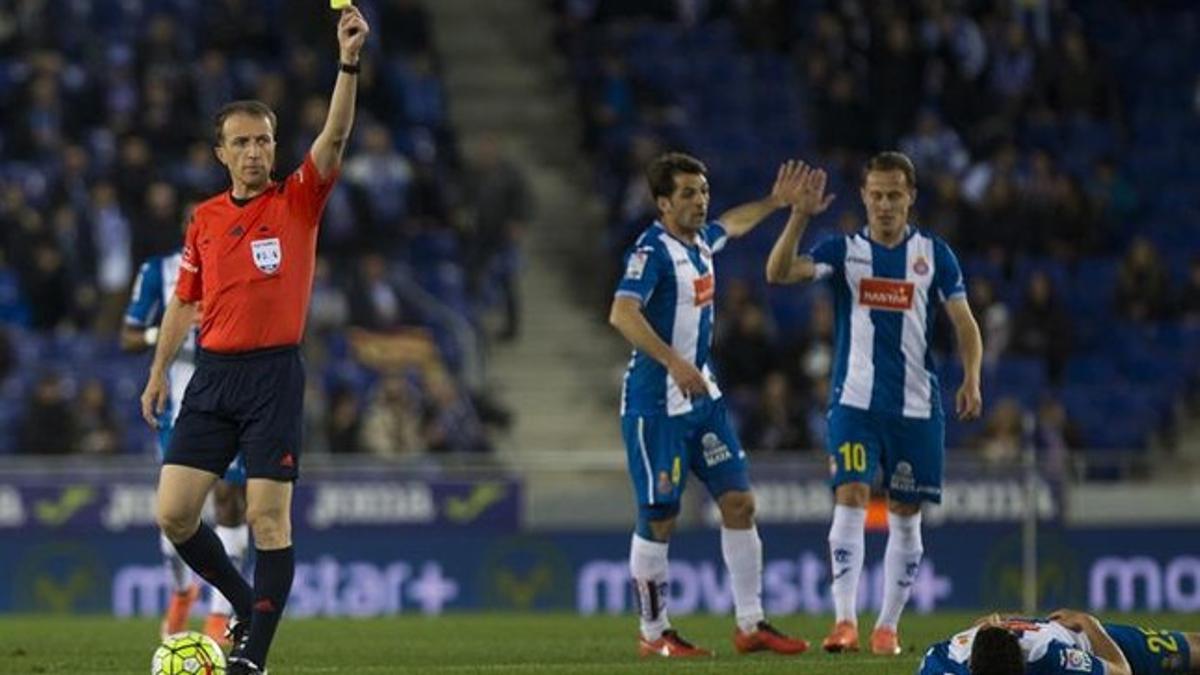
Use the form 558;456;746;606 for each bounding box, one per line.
552;0;1200;476
0;0;522;461
0;0;1198;480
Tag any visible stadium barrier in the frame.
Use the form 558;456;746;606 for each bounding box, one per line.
1;459;1196;616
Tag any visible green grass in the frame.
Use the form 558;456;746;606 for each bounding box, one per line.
2;612;1197;673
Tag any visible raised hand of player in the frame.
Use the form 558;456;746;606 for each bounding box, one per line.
140;372;169;429
770;160;835;217
667;354;709;398
1048;609;1098;632
337;4;370;62
955;377;982;420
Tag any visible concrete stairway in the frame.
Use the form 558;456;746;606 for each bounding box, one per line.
426;0;626;460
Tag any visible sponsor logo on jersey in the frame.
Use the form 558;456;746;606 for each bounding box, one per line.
913;256;930;276
251;237;282;274
693;274;714;307
847;256;872;266
625;250;649;280
701;433;731;467
859;277;914;311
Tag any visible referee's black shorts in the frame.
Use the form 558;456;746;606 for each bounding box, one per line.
165;345;304;481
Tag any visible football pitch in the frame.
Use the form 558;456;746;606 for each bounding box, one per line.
3;612;1197;674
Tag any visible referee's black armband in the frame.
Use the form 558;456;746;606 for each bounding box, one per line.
339;62;360;75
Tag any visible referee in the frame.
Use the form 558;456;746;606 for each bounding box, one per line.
141;7;370;674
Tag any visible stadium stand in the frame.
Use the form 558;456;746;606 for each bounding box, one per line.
551;0;1200;475
0;0;509;458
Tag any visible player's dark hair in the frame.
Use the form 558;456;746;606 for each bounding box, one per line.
214;100;278;144
862;151;917;189
646;152;707;201
969;626;1024;675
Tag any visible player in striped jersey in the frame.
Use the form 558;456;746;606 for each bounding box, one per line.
610;152;811;658
920;609;1198;674
122;210;248;645
766;152;983;656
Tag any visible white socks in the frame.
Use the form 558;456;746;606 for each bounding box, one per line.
721;526;764;633
828;505;867;624
210;524;250;616
630;534;670;641
160;532;193;593
876;511;923;630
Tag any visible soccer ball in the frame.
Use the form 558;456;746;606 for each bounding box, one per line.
151;631;226;675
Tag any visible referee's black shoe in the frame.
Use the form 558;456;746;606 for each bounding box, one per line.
226;617;267;674
228;656;268;675
225;615;250;652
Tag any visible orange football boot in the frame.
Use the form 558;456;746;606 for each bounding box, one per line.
638;629;714;658
822;620;860;653
870;626;903;655
204;613;231;647
161;584;199;637
733;621;809;655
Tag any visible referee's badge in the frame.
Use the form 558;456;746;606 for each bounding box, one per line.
251;237;282;274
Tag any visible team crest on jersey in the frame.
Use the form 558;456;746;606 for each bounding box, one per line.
251;237;282;274
859;277;914;311
913;256;930;276
1060;648;1093;672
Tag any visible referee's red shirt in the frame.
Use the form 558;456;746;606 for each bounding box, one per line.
176;153;338;353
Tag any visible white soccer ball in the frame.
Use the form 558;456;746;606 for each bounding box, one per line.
151;631;227;675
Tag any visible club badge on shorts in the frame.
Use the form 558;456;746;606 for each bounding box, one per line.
251;237;282;274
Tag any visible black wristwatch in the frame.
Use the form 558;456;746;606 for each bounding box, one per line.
339;62;360;75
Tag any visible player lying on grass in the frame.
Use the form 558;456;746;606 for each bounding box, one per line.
919;608;1200;675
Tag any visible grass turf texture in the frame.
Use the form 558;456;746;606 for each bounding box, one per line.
3;613;1197;673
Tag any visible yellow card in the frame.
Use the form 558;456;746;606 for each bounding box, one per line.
330;0;352;9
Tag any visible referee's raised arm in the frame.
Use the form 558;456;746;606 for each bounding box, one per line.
311;5;371;179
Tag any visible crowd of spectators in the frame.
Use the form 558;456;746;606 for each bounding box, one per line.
553;0;1200;473
0;0;515;458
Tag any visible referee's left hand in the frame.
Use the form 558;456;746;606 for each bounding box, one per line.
338;5;370;61
141;372;168;429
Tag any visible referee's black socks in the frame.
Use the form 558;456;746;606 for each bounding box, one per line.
243;546;295;667
174;522;253;619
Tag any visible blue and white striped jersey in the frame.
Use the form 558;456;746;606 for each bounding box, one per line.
809;226;965;419
125;250;197;358
920;619;1100;675
124;250;197;430
616;221;728;417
